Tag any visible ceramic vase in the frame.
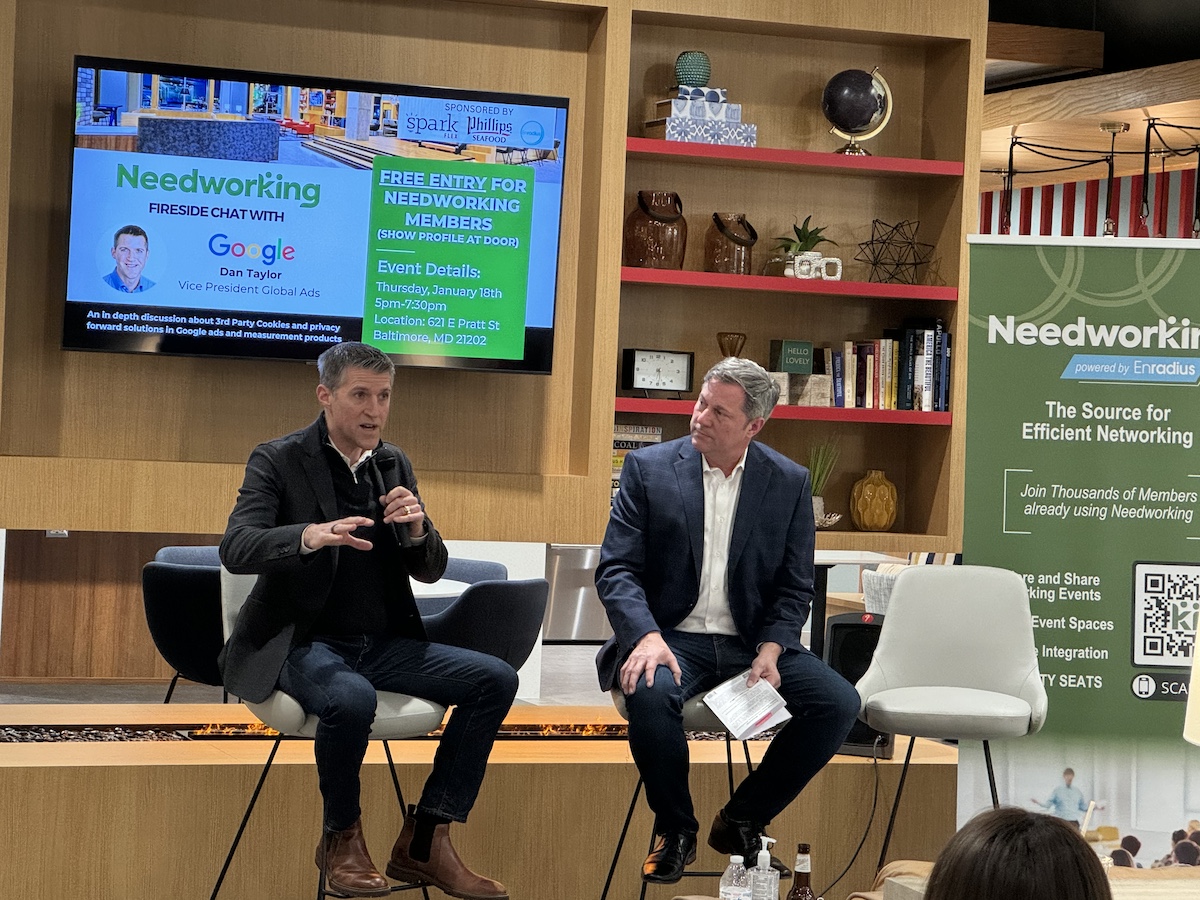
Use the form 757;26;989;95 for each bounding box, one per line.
850;469;897;531
675;50;711;87
812;495;826;523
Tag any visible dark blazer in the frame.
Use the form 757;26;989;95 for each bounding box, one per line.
594;436;815;690
218;416;447;702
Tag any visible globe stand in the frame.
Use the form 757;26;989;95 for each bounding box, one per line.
833;135;871;156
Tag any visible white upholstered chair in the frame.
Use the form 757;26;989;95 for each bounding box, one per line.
855;564;1047;868
211;568;445;900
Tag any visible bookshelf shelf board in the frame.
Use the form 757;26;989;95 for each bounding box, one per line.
626;138;965;178
619;268;957;302
614;397;950;425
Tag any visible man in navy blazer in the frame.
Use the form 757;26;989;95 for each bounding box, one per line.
596;357;860;884
221;342;514;900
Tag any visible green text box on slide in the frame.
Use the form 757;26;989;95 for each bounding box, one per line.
364;157;533;359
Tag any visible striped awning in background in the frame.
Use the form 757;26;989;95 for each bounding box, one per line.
979;170;1200;238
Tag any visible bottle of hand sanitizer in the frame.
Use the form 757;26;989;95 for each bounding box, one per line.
749;836;780;900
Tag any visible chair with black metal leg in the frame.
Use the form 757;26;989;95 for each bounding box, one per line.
855;565;1048;872
599;692;755;900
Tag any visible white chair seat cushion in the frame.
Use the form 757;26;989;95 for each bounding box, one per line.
248;689;448;739
611;690;728;733
862;686;1033;741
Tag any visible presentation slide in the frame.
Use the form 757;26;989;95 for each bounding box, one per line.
64;59;567;370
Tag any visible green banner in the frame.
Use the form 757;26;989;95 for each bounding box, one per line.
363;157;533;359
965;238;1200;738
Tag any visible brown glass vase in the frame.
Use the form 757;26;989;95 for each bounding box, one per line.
703;213;757;275
623;191;686;269
850;469;897;531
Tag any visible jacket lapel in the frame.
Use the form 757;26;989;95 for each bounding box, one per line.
673;442;705;585
728;442;771;573
299;416;339;523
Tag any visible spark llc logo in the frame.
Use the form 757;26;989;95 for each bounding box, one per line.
1131;673;1157;699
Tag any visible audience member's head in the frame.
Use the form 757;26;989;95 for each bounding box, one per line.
1189;831;1200;846
924;807;1112;900
1173;840;1200;867
1119;835;1140;857
1173;829;1188;845
1110;848;1134;868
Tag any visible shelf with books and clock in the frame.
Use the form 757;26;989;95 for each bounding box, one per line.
611;12;976;551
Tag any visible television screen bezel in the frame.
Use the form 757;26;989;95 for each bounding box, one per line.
65;54;570;375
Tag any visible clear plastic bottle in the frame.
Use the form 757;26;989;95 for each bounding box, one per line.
719;854;752;900
750;836;781;900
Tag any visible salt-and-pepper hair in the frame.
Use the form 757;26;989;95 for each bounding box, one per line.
317;342;395;390
703;357;780;421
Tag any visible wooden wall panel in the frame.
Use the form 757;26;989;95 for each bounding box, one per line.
0;743;956;900
0;530;218;678
0;0;618;542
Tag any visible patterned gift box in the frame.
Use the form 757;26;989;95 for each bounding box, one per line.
676;85;728;103
654;98;742;122
644;117;757;146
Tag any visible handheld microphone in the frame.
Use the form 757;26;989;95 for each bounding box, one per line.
371;454;414;548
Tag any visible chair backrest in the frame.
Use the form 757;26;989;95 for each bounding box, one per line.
141;560;225;686
421;578;548;670
443;557;508;584
856;565;1046;730
155;545;222;567
220;567;258;642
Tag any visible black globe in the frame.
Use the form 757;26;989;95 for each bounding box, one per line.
822;69;887;135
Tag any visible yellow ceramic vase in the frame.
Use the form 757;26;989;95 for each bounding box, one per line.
850;469;897;531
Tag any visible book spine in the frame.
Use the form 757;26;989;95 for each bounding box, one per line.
890;339;900;410
823;346;833;377
920;329;936;412
612;424;663;436
611;439;659;450
831;350;845;408
855;344;868;409
872;339;882;409
843;340;856;407
938;333;952;412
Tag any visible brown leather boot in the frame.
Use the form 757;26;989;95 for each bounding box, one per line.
386;812;508;900
314;818;390;898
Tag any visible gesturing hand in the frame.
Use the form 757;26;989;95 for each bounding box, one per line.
620;632;682;695
301;516;374;552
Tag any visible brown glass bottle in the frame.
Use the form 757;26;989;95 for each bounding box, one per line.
785;843;816;900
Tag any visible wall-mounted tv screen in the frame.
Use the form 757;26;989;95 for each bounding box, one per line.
65;56;569;373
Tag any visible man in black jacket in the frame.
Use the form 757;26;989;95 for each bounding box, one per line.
220;342;515;899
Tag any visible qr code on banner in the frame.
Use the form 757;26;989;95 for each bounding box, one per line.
1132;562;1200;667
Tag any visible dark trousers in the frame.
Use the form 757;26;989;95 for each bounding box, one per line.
278;635;519;831
623;630;860;834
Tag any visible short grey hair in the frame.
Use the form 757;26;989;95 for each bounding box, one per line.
703;357;779;421
317;342;394;390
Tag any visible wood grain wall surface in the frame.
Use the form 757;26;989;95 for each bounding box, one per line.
0;0;985;675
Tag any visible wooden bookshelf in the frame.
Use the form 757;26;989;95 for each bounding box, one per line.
614;397;951;425
620;266;959;301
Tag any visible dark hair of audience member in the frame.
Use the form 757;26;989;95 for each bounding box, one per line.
924;807;1112;900
1110;848;1133;867
1119;835;1140;857
1174;829;1189;845
1189;831;1200;846
1174;840;1200;866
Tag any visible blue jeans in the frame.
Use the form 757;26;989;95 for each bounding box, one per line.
623;631;860;834
278;635;518;831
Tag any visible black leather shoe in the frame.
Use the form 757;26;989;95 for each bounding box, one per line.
707;810;791;876
642;831;698;884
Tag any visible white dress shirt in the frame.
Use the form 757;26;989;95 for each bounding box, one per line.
675;448;747;635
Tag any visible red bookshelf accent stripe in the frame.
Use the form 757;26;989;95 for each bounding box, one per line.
620;268;958;302
614;397;951;425
626;137;964;177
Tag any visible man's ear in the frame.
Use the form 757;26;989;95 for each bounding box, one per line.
316;383;330;407
746;416;766;439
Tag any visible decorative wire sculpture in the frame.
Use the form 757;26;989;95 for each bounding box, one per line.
854;219;936;284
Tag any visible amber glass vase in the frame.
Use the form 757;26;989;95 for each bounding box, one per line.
623;191;686;269
850;469;897;531
703;213;757;275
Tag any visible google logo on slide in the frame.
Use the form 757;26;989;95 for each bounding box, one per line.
208;233;296;265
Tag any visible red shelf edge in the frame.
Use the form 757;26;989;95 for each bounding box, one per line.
614;397;950;425
626;137;965;177
620;267;958;302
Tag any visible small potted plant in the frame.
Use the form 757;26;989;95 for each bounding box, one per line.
806;440;841;526
767;216;838;277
